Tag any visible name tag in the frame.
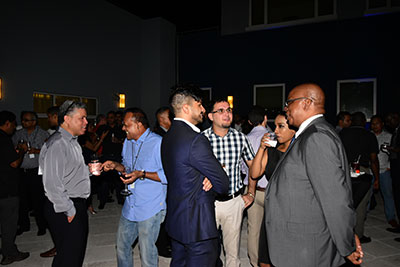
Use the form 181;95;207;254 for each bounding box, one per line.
29;154;35;159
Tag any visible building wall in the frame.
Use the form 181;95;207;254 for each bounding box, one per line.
0;0;176;126
178;12;399;123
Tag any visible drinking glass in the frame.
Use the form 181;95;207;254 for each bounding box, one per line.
120;167;132;196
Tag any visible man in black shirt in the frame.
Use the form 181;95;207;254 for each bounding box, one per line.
340;112;380;244
0;110;30;265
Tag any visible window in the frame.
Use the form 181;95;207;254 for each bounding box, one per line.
365;0;400;15
337;78;376;119
249;0;336;30
33;92;98;129
253;84;285;121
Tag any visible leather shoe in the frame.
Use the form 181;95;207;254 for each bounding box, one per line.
1;251;29;265
40;247;57;258
359;236;371;243
389;220;400;228
386;227;400;233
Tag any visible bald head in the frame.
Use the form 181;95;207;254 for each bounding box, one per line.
285;83;326;128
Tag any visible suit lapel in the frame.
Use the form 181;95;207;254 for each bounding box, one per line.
266;117;326;193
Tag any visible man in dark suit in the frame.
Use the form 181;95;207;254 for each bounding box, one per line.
264;83;363;266
161;85;229;267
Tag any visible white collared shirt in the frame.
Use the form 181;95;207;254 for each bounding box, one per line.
174;118;200;133
295;114;324;139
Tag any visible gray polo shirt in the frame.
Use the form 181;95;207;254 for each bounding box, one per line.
12;126;49;169
39;127;90;217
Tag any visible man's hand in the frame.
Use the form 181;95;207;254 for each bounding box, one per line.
67;215;75;223
242;192;255;208
120;170;142;184
346;234;363;265
102;160;116;172
373;179;379;190
202;177;213;191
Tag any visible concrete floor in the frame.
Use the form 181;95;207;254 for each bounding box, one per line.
8;192;400;267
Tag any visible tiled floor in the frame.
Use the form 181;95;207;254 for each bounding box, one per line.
8;192;400;266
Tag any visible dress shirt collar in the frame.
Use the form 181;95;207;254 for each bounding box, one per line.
59;126;77;141
295;114;324;139
174;118;200;133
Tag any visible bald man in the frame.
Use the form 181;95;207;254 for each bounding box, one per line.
264;83;363;266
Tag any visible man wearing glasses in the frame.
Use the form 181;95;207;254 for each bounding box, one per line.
264;83;363;266
202;99;256;267
12;111;49;236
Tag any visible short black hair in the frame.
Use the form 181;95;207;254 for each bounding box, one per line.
370;114;383;123
351;111;366;127
58;100;87;125
20;111;38;122
124;107;150;129
0;110;16;126
169;84;203;114
47;106;59;116
336;111;351;125
248;105;267;126
209;98;230;113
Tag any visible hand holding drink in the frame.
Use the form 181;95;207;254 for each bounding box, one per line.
261;132;277;148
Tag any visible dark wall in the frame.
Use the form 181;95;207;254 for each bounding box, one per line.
0;0;176;127
178;13;400;124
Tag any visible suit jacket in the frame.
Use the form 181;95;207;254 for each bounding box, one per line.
161;120;229;244
265;117;356;267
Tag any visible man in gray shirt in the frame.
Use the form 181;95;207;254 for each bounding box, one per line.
40;100;90;267
12;111;49;236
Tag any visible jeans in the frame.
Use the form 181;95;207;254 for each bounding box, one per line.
380;170;397;222
116;209;166;267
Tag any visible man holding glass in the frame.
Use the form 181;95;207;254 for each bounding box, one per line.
102;108;167;267
40;100;90;267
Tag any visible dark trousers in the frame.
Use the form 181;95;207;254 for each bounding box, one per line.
391;160;400;220
0;196;19;257
44;198;88;267
351;174;372;209
18;168;47;231
170;237;218;267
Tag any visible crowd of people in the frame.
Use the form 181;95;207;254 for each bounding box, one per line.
0;83;399;267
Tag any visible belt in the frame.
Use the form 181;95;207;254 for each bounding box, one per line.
70;197;86;203
256;186;266;192
22;167;38;173
216;190;242;202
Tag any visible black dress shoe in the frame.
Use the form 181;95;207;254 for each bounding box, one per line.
359;236;371;243
1;251;29;265
37;229;46;236
98;203;105;210
386;227;400;233
40;247;57;258
395;237;400;242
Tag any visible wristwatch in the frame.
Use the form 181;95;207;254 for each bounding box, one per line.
140;170;146;180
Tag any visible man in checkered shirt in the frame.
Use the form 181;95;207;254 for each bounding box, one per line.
202;99;256;267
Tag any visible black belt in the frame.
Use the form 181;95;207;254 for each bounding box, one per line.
70;198;86;203
22;167;38;173
216;190;242;202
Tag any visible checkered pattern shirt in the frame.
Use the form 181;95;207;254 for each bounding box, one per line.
202;127;255;195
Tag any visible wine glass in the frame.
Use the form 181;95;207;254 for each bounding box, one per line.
120;167;132;196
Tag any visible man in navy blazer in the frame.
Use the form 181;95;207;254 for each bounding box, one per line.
161;85;229;266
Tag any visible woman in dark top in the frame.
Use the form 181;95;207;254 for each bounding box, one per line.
249;112;295;267
78;122;108;214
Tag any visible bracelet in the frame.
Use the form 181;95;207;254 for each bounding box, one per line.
140;170;146;180
248;192;255;199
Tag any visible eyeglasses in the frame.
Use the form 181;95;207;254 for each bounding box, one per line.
211;108;233;114
284;97;311;107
